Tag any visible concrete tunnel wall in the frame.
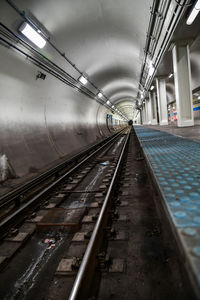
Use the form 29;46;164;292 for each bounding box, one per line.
0;45;114;179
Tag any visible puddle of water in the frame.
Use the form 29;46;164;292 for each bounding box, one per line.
100;161;110;166
79;165;106;203
112;137;124;154
67;164;107;209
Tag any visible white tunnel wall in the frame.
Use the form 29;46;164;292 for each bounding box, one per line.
0;45;111;178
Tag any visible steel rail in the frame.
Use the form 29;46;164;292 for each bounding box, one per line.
0;129;127;236
68;129;130;300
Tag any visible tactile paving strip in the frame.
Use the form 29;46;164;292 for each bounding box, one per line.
134;125;200;291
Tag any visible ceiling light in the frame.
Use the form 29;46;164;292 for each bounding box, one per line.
97;92;103;98
150;85;154;90
169;73;173;78
198;96;200;100
149;61;155;76
186;0;200;25
112;105;114;108
19;22;46;49
79;75;88;85
106;100;110;105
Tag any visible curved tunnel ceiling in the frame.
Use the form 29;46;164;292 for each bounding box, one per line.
7;0;153;119
116;100;136;121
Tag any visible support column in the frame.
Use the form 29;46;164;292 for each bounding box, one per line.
143;105;146;124
149;92;158;125
144;103;148;124
142;108;145;124
145;101;148;124
148;99;152;124
169;104;174;123
142;105;146;125
139;110;142;124
138;111;141;124
156;78;168;125
172;43;194;127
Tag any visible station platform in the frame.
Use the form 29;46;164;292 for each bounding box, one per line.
145;124;200;143
134;125;200;296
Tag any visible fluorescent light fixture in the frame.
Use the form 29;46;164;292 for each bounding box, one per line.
149;61;155;76
97;92;103;98
150;85;154;90
79;76;88;85
19;22;46;48
106;100;110;105
198;96;200;100
112;105;114;108
169;73;173;78
186;0;200;25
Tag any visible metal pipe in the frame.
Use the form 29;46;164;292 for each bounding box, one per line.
5;0;113;109
139;0;160;85
143;0;167;75
0;23;78;86
150;0;171;57
141;0;190;93
140;0;173;88
0;27;111;108
0;23;99;95
69;129;130;300
145;0;190;91
0;36;96;100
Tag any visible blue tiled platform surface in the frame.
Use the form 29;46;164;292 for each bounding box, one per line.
134;125;200;292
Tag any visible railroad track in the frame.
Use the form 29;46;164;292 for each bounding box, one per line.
0;128;128;238
68;128;130;299
0;129;125;212
0;129;130;299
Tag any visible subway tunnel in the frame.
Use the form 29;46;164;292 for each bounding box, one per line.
1;0;200;299
1;0;199;180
